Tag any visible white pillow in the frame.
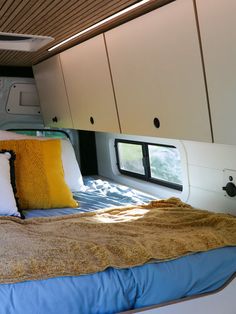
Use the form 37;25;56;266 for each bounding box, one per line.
0;152;20;217
0;130;84;192
61;139;84;191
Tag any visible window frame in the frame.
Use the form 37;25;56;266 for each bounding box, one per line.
115;139;183;191
7;128;70;140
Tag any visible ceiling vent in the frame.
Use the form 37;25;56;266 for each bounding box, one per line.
0;32;54;52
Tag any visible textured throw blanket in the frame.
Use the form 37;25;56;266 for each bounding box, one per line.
0;198;236;284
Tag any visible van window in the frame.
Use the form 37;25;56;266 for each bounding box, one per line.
117;142;145;175
8;129;69;140
115;139;182;191
148;144;182;185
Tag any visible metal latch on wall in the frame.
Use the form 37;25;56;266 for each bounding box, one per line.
222;169;236;197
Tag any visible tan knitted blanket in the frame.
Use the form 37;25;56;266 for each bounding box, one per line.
0;198;236;284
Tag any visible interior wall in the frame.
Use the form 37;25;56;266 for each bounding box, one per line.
96;132;236;215
183;140;236;214
95;132;190;202
2;75;236;216
0;76;43;130
0;76;81;165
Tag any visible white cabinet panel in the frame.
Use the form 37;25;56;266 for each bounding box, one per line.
33;55;73;128
105;0;212;142
196;0;236;145
60;34;120;133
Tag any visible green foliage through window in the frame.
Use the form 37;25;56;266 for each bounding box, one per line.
115;139;183;191
118;143;144;175
148;145;182;185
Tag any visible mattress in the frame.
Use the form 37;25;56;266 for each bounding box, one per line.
23;176;154;219
1;177;235;314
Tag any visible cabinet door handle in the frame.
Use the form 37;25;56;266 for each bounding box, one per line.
90;116;94;125
153;117;160;128
52;116;58;123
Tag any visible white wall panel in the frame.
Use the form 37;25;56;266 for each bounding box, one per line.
96;132;236;215
188;166;223;194
96;132;189;201
182;141;236;214
187;188;236;215
183;141;236;170
0;77;43;129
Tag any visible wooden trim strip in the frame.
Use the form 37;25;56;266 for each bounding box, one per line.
36;0;174;64
0;0;174;66
25;0;110;35
3;0;56;33
30;0;134;44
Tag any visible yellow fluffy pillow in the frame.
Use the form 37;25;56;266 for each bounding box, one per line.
0;139;78;209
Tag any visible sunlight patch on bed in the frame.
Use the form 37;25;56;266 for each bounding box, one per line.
91;207;150;223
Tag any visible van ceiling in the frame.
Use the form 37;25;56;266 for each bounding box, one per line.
0;0;171;67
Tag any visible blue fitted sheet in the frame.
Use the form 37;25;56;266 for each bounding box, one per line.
0;247;235;314
2;177;236;314
23;176;155;219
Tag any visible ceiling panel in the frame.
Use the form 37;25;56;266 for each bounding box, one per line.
0;0;171;67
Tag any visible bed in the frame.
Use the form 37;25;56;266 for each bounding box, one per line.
0;132;235;314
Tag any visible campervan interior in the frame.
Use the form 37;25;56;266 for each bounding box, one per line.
0;0;235;313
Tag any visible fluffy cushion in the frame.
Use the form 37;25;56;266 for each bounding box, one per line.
0;130;84;192
61;140;84;191
0;139;78;210
0;151;20;217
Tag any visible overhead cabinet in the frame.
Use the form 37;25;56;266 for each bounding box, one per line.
196;0;236;145
105;0;212;142
33;55;73;128
60;34;120;133
33;0;214;143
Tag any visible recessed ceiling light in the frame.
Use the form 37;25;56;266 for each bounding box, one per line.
0;32;54;52
48;0;151;52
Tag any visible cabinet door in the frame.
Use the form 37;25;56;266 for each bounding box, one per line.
105;0;212;142
33;55;73;128
60;34;120;133
196;0;236;145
